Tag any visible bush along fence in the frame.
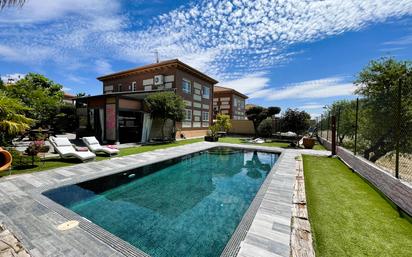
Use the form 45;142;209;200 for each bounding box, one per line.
316;78;412;184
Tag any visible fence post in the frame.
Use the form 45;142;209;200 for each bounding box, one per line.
320;114;323;138
354;98;359;155
337;107;341;146
331;116;337;155
395;78;402;179
327;111;330;141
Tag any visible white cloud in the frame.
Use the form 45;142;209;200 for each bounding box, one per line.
219;72;270;95
300;104;324;109
62;87;72;91
94;59;113;75
1;73;25;83
265;77;356;100
220;74;356;101
0;0;121;24
1;0;412;81
383;35;412;45
0;44;55;63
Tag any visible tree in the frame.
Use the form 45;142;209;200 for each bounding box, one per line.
52;104;78;133
355;57;412;161
280;108;311;135
257;118;273;137
0;0;25;9
0;91;34;145
144;91;185;140
5;73;64;127
330;100;358;144
246;106;281;136
0;78;4;90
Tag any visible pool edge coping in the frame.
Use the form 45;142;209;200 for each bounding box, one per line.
29;142;286;257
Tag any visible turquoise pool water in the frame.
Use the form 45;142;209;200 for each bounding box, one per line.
44;147;278;257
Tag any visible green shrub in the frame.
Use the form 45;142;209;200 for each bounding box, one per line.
257;118;273;137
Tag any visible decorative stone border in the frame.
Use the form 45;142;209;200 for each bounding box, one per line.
0;223;31;257
290;155;315;257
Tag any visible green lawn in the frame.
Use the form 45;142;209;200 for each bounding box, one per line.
219;136;326;150
2;138;203;177
303;155;412;257
218;137;290;147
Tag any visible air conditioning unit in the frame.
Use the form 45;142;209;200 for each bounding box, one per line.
154;75;164;85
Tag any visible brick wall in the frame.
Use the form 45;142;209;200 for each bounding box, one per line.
318;137;412;216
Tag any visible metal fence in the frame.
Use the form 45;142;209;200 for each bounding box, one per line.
316;80;412;184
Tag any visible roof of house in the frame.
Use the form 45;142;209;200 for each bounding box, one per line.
63;92;76;99
214;85;248;99
97;59;218;84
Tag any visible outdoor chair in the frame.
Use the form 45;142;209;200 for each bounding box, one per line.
49;136;96;162
82;137;119;156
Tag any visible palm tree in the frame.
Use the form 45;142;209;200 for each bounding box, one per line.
0;0;25;9
0;91;34;137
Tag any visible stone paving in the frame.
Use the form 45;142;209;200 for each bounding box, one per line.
0;142;329;257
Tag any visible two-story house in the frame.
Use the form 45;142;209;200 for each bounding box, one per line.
213;86;248;120
76;59;218;143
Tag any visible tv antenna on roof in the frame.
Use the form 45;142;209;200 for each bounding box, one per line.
153;50;159;63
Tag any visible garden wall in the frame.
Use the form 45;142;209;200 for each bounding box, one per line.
229;120;255;135
318;137;412;216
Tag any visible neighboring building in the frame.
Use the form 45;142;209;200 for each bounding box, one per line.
213;86;248;120
63;92;76;105
76;59;218;143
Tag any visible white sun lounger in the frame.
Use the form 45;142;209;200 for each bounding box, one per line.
49;136;96;162
82;136;119;156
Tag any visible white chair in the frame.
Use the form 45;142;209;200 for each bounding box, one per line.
49;136;96;162
82;137;119;156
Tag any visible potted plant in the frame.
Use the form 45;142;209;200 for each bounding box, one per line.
205;124;219;142
302;137;316;149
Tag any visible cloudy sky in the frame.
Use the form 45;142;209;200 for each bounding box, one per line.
1;0;412;117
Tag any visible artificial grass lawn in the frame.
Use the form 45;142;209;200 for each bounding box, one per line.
303;155;412;257
2;138;203;177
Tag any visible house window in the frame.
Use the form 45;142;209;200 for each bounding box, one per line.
182;79;191;94
184;109;192;121
202;86;210;99
104;85;113;94
202;111;209;121
131;82;136;91
118;84;122;92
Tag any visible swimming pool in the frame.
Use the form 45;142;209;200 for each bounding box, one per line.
44;147;278;257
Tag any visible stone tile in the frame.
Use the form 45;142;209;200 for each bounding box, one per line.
0;142;331;257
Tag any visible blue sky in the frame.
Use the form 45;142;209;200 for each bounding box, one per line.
1;0;412;118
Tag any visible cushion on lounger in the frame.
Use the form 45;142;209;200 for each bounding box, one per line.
53;137;72;147
84;137;100;145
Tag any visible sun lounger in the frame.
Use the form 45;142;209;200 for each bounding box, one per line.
82;137;119;156
244;138;265;144
49;136;96;162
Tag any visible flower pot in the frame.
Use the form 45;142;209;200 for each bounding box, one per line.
303;137;315;149
0;147;12;172
204;136;219;142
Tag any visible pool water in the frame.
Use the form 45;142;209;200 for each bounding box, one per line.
44;147;278;257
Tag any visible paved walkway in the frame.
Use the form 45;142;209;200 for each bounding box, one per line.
0;142;329;257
